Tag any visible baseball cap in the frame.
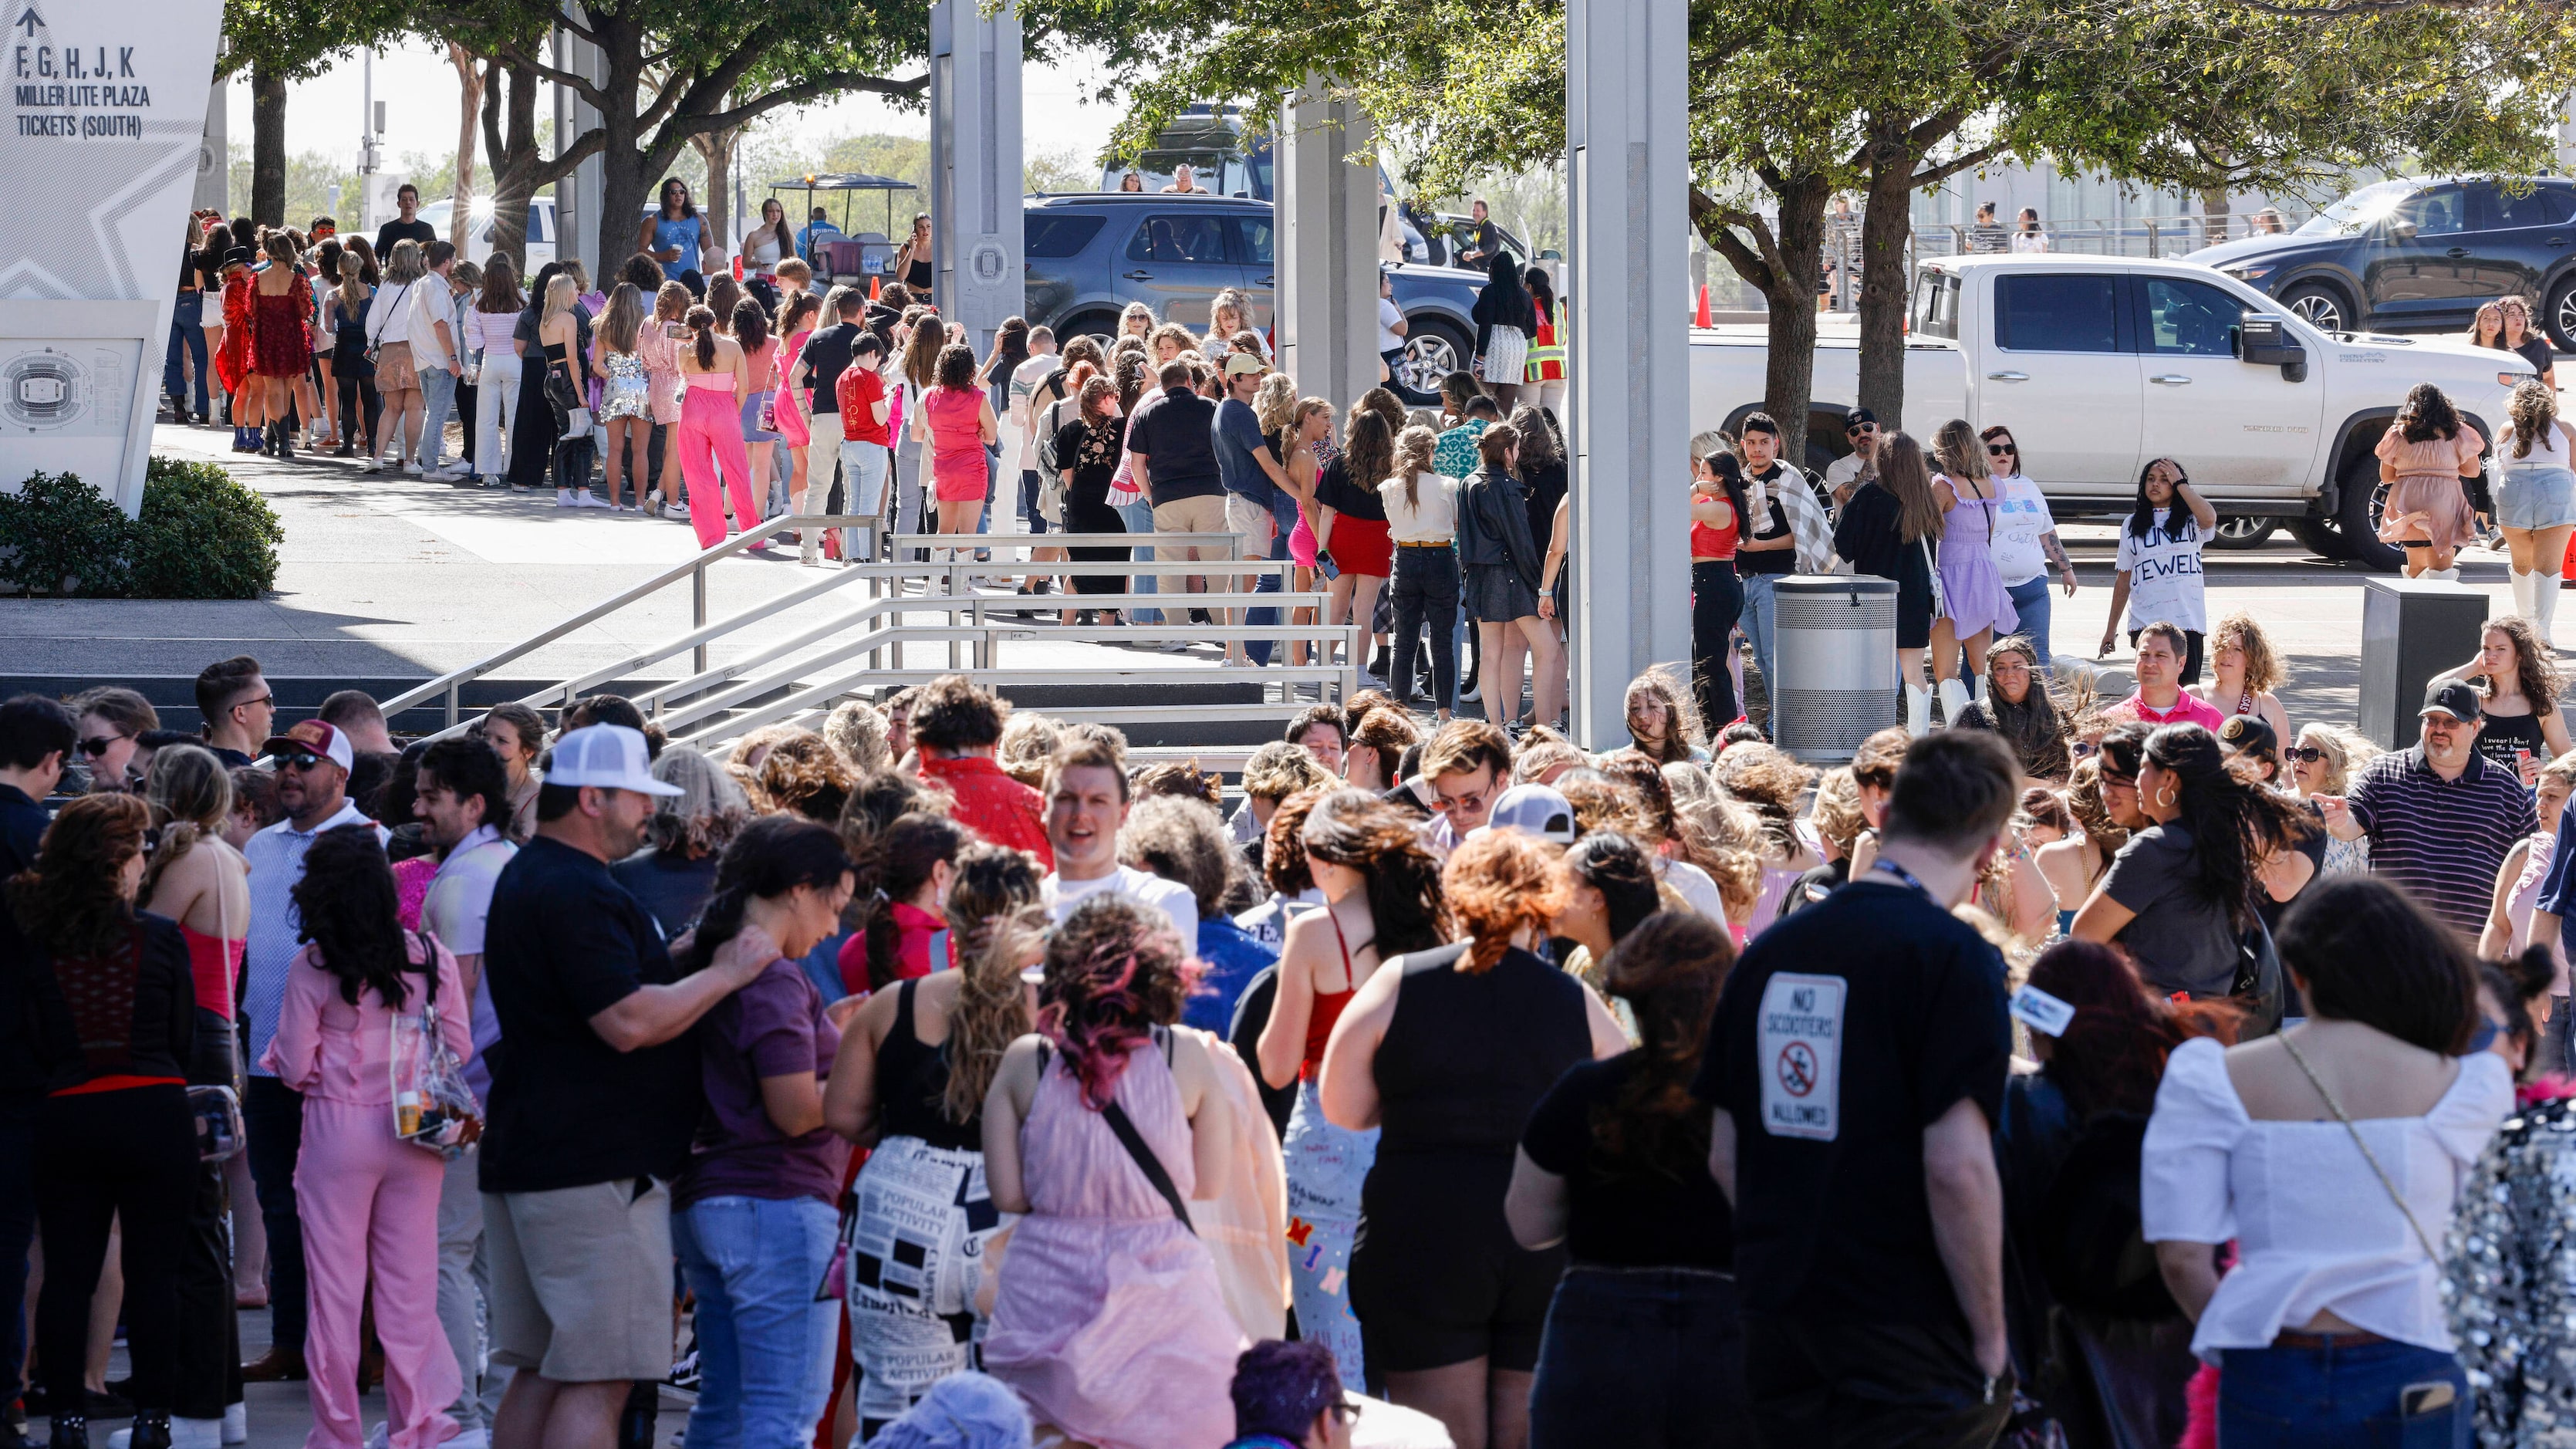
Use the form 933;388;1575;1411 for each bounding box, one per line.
546;725;684;796
2217;714;2277;760
1477;784;1577;845
1224;352;1266;377
2420;680;2483;724
1845;407;1878;431
261;719;353;775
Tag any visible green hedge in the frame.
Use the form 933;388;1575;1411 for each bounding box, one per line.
0;458;281;599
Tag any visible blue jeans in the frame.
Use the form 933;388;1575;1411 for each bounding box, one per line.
1740;573;1779;708
1531;1267;1752;1449
1018;468;1049;534
2005;574;2054;671
1248;507;1288;667
243;1076;307;1354
671;1194;840;1449
417;365;459;469
165;293;208;415
1119;495;1160;623
2217;1339;2469;1447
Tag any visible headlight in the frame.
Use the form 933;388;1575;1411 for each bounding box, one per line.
2504;372;2530;388
2224;264;2274;280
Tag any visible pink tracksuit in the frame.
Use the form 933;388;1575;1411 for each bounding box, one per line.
679;375;761;548
262;935;469;1449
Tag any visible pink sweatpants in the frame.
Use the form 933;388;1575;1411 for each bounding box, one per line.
678;385;760;549
295;1099;460;1449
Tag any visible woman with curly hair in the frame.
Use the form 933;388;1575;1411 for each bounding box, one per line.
1713;741;1822;936
2431;613;2573;774
261;826;469;1449
14;795;201;1449
1254;790;1450;1391
666;816;856;1449
1597;749;1749;926
826;901;1041;1434
610;745;752;938
754;732;859;825
2072;724;2313;1005
2188;612;2293;745
1623;667;1706;765
981;894;1244;1449
2375;380;2487;579
1510;911;1745;1447
1320;829;1626;1448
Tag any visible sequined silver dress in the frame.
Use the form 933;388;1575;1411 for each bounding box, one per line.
2445;1093;2576;1446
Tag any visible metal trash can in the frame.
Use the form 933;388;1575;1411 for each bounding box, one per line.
2360;577;2487;749
1770;575;1899;762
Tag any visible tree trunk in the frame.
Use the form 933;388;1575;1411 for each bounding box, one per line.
447;43;484;249
1698;171;1831;473
484;58;541;270
2200;184;2233;246
250;63;288;227
1856;150;1916;431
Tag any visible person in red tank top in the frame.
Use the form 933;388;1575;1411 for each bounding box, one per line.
1692;450;1747;728
1251;792;1450;1393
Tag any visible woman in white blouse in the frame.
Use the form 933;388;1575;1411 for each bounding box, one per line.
1379;424;1461;721
2142;875;2510;1447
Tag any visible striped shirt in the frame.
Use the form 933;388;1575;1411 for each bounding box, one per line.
2347;745;2537;935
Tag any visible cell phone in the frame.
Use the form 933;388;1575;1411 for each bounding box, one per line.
663;320;687;339
2400;1381;2456;1416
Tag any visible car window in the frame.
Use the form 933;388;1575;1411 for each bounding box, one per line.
1994;273;2122;353
1025;214;1106;259
2140;277;2243;356
1913;271;1961;340
2399;186;2466;238
1231;217;1273;266
1126;215;1230;265
2489;184;2576;229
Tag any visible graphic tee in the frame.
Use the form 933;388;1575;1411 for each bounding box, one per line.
2114;508;2206;633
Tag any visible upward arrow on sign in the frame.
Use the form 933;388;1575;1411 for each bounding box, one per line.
14;6;40;35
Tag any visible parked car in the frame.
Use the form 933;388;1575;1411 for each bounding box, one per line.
1095;110;1431;265
414;197;557;271
2186;175;2576;349
1686;253;2534;570
1022;192;1485;394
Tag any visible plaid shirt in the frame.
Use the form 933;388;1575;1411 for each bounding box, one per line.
1771;463;1840;573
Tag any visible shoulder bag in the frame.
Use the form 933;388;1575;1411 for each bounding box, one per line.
2275;1031;2443;1262
365;280;414;373
390;931;483;1157
1041;1031;1195;1235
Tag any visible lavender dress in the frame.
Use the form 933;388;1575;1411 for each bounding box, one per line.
1936;476;2019;640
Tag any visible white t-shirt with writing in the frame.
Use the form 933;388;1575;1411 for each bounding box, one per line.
1989;472;2058;586
1042;866;1200;949
2114;508;2207;634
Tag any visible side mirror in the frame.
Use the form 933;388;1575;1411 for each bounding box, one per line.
2238;313;2308;380
2390;221;2419;244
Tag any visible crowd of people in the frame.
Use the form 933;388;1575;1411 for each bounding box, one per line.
3;573;2574;1449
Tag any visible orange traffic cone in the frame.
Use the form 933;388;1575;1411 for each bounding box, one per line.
1694;284;1712;328
869;275;881;300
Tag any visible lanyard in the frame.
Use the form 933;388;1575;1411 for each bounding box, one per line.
1870;856;1933;900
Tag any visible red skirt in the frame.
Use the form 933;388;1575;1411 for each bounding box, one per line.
1329;514;1393;577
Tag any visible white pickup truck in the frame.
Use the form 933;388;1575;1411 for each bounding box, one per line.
1686;253;2536;570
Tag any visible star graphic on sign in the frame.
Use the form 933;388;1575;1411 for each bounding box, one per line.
0;120;198;301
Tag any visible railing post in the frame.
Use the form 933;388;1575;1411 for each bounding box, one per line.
444;681;458;730
693;565;708;676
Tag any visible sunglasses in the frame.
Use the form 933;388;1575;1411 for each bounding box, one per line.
79;735;126;757
1986;442;2016;456
1845;423;1876;435
270;752;326;772
232;692;275;714
2287;746;2327;763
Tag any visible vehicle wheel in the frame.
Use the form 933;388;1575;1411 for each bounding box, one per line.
2337;456;2406;573
1057;310;1122;348
2209;515;2278;549
2288;515;2350;561
2278;282;2354;336
1398;317;1470;396
2546;274;2576;353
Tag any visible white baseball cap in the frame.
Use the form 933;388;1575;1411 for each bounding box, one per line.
545;725;683;796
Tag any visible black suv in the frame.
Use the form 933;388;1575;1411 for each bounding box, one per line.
1021;193;1488;391
2187;176;2576;348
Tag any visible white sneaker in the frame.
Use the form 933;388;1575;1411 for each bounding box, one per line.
575;491;608;508
402;461;425;475
555;489;575;508
438;460;474;477
222;1401;248;1445
361;458;383;474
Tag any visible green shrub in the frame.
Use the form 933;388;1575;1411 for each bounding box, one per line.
0;471;133;596
133;456;282;599
0;458;280;599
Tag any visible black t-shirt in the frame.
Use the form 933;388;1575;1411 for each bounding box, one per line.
480;836;703;1194
1737;464;1798;576
609;848;721;942
375;218;437;258
2254;805;2331;934
1694;875;2010;1325
1522;1052;1733;1269
802;322;860;414
2517;336;2555;380
1777;856;1851;920
1126;389;1222;502
1315;454;1386;522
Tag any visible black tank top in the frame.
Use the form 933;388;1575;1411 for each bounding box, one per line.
873;978;980;1152
2478;706;2550;775
1373;942;1590;1160
903;255;933;292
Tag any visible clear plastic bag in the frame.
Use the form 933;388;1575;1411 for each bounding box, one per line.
190;1084;245;1164
390;950;483;1158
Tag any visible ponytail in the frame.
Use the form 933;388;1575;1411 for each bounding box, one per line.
687;304;718;371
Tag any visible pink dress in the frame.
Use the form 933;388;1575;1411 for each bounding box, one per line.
925;384;989;502
636;324;685;426
775;329;812;448
981;1040;1242;1449
2375;423;2485;556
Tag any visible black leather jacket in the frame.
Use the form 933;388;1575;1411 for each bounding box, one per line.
1457;466;1542;591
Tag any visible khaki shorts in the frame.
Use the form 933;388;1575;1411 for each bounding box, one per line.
1224;491;1279;554
1153;494;1231;558
484;1177;674;1383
